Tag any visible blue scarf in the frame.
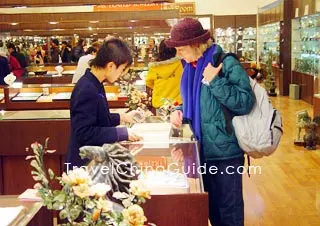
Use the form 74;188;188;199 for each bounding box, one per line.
180;44;216;141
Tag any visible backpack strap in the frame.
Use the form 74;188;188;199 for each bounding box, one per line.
213;52;239;78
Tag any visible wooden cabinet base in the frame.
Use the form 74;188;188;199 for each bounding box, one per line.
143;193;208;226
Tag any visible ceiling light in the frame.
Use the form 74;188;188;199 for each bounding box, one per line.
88;27;93;31
11;23;19;26
23;29;33;32
93;33;98;35
49;21;59;25
89;21;99;24
130;20;137;23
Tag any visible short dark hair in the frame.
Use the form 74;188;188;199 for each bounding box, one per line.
51;39;59;46
89;38;133;69
158;39;176;61
85;46;97;55
7;42;16;51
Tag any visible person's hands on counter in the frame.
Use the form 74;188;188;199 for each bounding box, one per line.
121;110;144;124
170;110;183;128
128;130;142;142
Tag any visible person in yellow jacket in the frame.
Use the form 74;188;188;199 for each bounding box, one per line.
146;39;183;109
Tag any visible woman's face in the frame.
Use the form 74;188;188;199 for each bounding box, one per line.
106;62;129;83
175;45;202;63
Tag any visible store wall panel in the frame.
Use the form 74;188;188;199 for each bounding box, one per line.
0;157;3;195
214;15;236;28
235;15;257;28
2;155;61;195
0;120;70;156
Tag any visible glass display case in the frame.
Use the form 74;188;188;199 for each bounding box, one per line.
236;27;257;61
1;83;126;110
258;22;280;65
119;119;203;194
215;27;236;53
215;27;257;61
292;13;320;76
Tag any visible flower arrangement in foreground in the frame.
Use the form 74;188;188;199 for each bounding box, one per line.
126;87;152;111
27;138;153;226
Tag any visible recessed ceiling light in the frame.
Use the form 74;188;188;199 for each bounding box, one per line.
23;29;33;32
88;27;93;31
89;21;99;24
93;33;98;35
130;20;137;23
11;23;19;26
49;22;59;25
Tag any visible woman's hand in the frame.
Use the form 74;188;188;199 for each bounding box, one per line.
170;110;183;128
203;63;223;83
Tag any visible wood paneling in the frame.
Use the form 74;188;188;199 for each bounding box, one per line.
291;71;314;104
0;157;3;195
2;155;61;195
235;15;257;28
0;11;179;24
143;193;208;226
0;120;70;156
0;0;174;7
214;15;236;28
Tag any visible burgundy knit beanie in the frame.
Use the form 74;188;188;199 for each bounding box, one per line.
166;17;211;48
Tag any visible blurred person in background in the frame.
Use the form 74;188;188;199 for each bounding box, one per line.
7;42;27;76
145;39;183;112
72;42;101;83
50;39;60;63
71;39;85;63
60;41;71;63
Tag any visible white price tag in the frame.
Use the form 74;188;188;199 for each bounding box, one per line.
304;5;309;16
295;8;299;18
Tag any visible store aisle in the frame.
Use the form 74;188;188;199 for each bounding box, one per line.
243;96;320;225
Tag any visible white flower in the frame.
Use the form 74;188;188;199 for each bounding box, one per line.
62;168;91;186
122;198;133;208
129;180;151;199
89;183;111;197
73;183;90;198
95;197;113;212
122;204;147;226
113;192;130;200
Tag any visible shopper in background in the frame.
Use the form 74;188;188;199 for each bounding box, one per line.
72;42;101;83
66;38;142;168
60;41;71;63
7;42;27;76
145;39;183;111
50;39;60;63
167;18;254;226
0;54;10;85
34;46;45;65
71;39;85;63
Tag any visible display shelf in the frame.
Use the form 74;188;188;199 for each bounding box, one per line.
215;27;236;53
258;22;280;65
236;27;257;61
1;84;127;110
292;13;320;79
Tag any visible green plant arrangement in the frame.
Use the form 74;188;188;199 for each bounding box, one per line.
264;51;277;96
26;138;153;226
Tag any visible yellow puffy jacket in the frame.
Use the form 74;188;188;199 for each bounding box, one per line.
146;57;183;108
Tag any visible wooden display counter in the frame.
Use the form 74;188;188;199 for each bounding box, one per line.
0;84;128;110
0;113;208;226
22;75;73;84
0;195;52;226
292;70;314;105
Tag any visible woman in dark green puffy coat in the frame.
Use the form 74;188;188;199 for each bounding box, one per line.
167;18;254;226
